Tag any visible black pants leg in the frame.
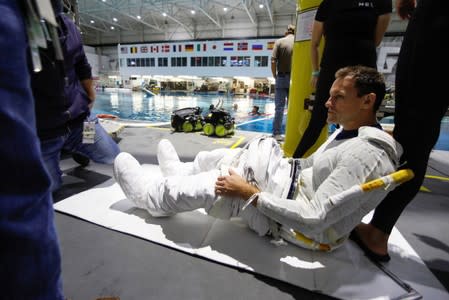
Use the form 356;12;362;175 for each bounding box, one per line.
371;0;449;234
293;67;336;158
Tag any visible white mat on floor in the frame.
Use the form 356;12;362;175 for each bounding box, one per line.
54;165;447;299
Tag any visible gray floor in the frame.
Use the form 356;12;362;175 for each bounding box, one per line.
55;127;449;299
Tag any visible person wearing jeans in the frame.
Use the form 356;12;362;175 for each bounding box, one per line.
32;0;120;192
40;115;120;191
0;0;63;298
273;73;291;139
271;25;295;141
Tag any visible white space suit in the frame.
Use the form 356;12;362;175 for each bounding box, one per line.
114;126;402;249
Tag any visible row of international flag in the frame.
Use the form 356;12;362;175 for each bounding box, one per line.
122;41;275;54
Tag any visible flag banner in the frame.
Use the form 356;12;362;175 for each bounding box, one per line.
252;44;263;51
130;46;138;53
185;44;194;52
155;45;159;53
173;45;177;52
224;42;234;51
237;42;248;51
140;46;148;53
178;45;182;52
197;44;201;52
120;47;128;54
267;41;275;50
212;44;217;50
162;44;170;52
203;43;207;51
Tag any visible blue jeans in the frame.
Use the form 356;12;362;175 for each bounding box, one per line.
272;74;290;135
41;116;120;191
0;1;63;298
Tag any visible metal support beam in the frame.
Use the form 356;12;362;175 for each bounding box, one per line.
197;6;221;28
81;12;133;31
264;0;273;25
164;14;194;38
240;0;255;24
80;22;108;33
95;0;163;32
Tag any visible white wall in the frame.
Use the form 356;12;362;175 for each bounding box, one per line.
117;38;277;79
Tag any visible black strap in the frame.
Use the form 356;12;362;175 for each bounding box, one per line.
287;160;300;199
371;257;422;300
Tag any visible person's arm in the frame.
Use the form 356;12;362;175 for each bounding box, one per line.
310;20;323;88
374;13;391;47
257;141;393;237
81;78;96;109
271;59;277;78
396;0;415;20
215;169;260;204
271;41;278;78
67;15;95;109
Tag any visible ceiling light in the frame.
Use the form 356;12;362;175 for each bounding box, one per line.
162;12;167;17
113;17;118;22
90;20;95;24
223;7;228;11
137;15;141;19
259;4;264;8
191;10;195;14
110;26;115;30
102;0;106;2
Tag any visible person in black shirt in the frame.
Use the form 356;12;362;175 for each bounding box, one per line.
293;0;391;158
352;0;449;262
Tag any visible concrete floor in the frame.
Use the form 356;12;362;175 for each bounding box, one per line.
54;127;449;299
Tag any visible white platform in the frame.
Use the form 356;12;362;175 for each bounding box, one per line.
54;165;448;299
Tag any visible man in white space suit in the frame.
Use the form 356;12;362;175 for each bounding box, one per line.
114;65;402;250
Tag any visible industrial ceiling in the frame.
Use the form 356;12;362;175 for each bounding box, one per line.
66;0;406;45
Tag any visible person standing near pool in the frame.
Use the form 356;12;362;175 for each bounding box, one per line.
293;0;392;158
352;0;449;262
271;24;295;142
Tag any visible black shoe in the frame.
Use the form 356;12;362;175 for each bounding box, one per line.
349;230;391;262
72;153;90;167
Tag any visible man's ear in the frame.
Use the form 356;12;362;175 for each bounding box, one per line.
362;93;376;109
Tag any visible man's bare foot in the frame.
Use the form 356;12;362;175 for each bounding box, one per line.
350;223;390;262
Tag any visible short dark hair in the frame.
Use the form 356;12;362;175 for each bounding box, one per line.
335;65;386;111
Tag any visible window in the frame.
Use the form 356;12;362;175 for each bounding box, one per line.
158;57;168;67
254;56;269;67
230;56;250;67
171;57;187;67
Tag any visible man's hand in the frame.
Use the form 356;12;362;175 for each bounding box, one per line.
215;168;259;200
397;0;415;20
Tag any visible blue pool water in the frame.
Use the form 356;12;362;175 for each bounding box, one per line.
92;91;448;151
92;91;283;133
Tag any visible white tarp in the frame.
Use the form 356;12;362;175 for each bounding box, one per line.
54;165;447;299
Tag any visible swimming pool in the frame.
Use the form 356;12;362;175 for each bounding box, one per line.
92;91;449;150
92;91;284;133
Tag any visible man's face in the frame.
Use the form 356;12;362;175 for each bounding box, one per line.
325;76;367;129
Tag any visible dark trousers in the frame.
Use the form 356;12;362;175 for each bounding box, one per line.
0;1;63;298
371;0;449;233
293;67;335;158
